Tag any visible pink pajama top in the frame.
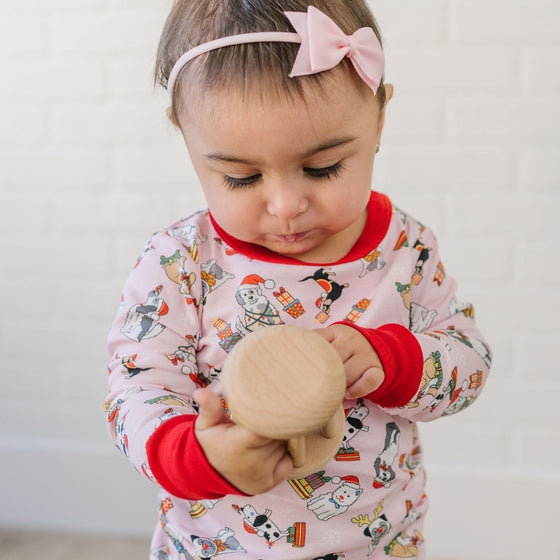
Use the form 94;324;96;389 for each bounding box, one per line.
105;192;491;560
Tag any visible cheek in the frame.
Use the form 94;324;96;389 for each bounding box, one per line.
326;182;371;215
206;191;259;237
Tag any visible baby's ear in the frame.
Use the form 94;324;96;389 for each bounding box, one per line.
382;83;394;108
376;83;394;145
166;106;180;127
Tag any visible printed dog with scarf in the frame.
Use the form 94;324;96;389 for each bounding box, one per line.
307;476;363;521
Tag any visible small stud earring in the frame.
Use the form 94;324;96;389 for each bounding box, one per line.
376;145;380;153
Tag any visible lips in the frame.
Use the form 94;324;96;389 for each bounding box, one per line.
275;231;310;243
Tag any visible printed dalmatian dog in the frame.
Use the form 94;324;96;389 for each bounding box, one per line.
341;399;370;449
232;504;289;548
306;475;363;521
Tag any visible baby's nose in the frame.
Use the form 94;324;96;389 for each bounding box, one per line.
266;184;307;220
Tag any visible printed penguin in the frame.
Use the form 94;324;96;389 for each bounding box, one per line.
121;354;152;378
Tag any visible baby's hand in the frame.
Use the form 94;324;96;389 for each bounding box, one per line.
314;324;385;399
194;388;293;495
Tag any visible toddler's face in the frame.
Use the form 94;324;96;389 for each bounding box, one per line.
175;78;391;263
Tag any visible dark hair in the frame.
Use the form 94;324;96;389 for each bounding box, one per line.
155;0;386;121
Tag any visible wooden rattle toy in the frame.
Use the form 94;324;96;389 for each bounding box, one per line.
220;324;346;478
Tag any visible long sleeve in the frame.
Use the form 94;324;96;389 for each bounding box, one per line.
334;321;424;408
373;223;491;421
104;228;233;497
146;415;246;499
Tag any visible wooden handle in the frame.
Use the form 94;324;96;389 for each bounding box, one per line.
321;413;339;439
288;436;306;468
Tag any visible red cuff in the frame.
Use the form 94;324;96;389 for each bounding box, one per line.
337;322;423;407
146;414;249;500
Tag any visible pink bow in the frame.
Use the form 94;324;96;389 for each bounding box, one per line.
285;6;385;93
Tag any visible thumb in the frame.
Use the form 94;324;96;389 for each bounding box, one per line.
194;388;228;431
345;367;384;399
272;452;294;487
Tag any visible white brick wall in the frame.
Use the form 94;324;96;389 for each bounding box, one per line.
1;1;558;558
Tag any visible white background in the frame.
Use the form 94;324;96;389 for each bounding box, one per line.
1;1;559;559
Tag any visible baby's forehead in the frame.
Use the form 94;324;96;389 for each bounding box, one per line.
178;74;374;123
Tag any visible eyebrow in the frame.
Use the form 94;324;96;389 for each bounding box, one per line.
204;136;357;164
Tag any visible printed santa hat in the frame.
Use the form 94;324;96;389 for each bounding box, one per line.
238;275;275;291
331;475;360;489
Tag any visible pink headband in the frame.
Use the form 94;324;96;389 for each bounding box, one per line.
167;5;384;98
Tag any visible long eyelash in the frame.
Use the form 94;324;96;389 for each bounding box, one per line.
304;161;345;180
223;174;261;191
223;162;344;190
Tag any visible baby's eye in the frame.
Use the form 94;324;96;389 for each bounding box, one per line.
304;161;344;180
223;174;261;190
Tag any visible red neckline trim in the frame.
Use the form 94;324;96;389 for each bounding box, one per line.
208;191;392;266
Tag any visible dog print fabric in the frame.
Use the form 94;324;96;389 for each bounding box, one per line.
105;194;491;559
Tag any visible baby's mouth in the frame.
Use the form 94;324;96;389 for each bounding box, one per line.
275;231;310;243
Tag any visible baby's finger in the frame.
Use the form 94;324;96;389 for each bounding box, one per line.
193;388;228;431
312;327;335;343
315;327;354;362
345;367;384;399
257;440;292;486
343;353;375;382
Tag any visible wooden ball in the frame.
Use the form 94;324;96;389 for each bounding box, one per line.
220;325;347;477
